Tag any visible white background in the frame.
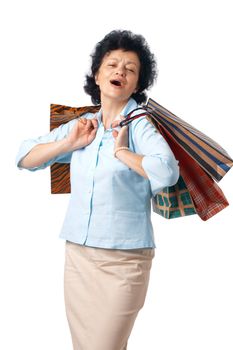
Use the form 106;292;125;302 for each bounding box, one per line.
1;0;233;349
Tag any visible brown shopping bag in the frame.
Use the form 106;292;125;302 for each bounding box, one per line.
50;103;100;194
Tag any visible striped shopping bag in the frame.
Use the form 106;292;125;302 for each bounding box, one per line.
120;98;233;182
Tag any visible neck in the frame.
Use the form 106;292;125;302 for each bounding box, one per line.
100;97;129;129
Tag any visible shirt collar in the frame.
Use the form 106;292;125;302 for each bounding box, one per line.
95;98;139;126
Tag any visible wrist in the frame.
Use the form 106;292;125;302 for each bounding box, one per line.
58;138;75;153
114;146;130;158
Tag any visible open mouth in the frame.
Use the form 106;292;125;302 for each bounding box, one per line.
110;79;122;87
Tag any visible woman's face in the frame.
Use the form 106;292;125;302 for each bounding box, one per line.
95;49;140;103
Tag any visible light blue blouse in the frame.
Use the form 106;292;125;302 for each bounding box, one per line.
16;98;179;249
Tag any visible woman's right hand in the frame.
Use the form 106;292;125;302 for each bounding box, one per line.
65;117;98;151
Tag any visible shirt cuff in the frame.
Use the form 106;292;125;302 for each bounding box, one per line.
15;139;41;171
142;155;180;196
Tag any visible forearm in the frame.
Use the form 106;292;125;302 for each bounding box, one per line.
19;138;71;169
115;149;148;179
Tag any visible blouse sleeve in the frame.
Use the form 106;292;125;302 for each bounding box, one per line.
131;116;180;196
15;118;78;171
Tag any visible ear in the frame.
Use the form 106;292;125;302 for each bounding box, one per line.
95;73;99;86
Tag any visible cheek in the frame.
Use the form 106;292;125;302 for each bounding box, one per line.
132;76;139;90
95;70;109;85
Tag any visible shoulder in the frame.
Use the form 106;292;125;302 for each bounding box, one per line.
126;100;157;132
130;111;158;137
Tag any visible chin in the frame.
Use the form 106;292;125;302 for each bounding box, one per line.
103;92;131;103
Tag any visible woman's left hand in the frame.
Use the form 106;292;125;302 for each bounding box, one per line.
112;116;129;151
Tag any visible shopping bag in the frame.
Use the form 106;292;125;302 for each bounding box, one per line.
156;124;229;220
50;103;100;194
120;98;233;182
119;98;232;220
152;176;197;219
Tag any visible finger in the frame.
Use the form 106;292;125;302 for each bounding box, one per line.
111;120;120;128
91;118;98;128
112;116;126;128
90;127;98;136
79;117;87;124
86;119;92;129
119;124;128;134
112;130;118;138
112;120;123;128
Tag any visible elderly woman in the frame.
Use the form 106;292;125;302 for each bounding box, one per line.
16;30;179;350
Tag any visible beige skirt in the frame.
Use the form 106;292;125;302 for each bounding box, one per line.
64;241;155;350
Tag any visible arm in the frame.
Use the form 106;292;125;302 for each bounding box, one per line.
113;116;180;195
114;149;148;178
132;117;180;195
19;138;71;169
16;116;98;171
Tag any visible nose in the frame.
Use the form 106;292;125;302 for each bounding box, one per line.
115;66;126;77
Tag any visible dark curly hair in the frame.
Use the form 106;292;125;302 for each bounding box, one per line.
84;30;158;105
